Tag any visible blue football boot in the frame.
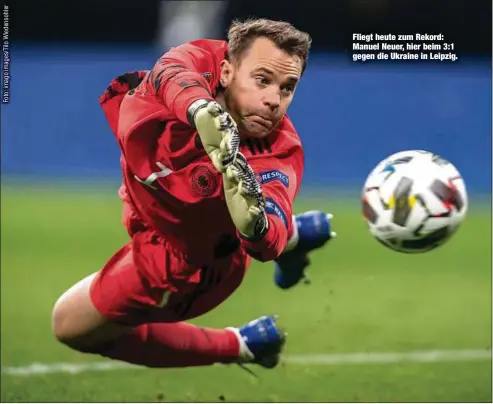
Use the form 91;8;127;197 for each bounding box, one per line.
274;211;336;289
227;315;285;368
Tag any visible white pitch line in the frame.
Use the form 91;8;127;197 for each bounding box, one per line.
284;349;492;365
2;349;491;376
2;361;135;376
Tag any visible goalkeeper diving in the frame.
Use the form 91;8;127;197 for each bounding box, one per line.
51;18;336;369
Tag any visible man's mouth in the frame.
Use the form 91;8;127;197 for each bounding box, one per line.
247;115;272;129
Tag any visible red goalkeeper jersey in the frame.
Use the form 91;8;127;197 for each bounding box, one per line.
99;39;304;266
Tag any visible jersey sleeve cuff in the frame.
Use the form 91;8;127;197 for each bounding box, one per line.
172;86;215;125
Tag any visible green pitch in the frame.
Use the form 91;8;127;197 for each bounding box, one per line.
1;184;491;402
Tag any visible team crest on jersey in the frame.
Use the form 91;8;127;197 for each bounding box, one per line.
257;170;289;188
191;165;217;196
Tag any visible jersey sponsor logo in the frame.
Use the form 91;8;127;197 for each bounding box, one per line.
265;197;289;228
257;169;289;188
191;165;217;196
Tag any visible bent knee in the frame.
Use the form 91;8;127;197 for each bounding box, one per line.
51;273;103;350
51;295;85;349
51;273;128;352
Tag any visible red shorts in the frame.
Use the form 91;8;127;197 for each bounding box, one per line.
90;230;251;326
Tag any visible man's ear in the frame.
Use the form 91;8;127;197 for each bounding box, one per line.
219;59;234;88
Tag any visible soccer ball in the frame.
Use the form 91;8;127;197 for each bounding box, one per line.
362;150;468;253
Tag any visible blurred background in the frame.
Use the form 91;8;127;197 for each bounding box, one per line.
3;0;492;192
1;1;492;402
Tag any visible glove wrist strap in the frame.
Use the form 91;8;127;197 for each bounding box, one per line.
187;99;211;128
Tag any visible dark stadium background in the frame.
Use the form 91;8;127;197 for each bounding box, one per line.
4;0;492;192
2;1;492;402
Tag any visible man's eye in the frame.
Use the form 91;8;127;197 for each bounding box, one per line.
256;76;268;85
282;85;295;94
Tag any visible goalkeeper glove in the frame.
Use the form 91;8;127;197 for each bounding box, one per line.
188;99;240;172
224;153;269;239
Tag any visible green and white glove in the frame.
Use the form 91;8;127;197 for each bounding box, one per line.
224;153;269;239
188;99;240;172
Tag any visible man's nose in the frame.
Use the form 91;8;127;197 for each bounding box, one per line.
263;90;280;111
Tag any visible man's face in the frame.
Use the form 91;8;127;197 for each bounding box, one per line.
220;37;303;138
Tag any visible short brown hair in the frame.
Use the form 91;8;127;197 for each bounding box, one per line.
227;18;312;73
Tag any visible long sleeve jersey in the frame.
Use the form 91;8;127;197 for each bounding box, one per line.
99;39;304;265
